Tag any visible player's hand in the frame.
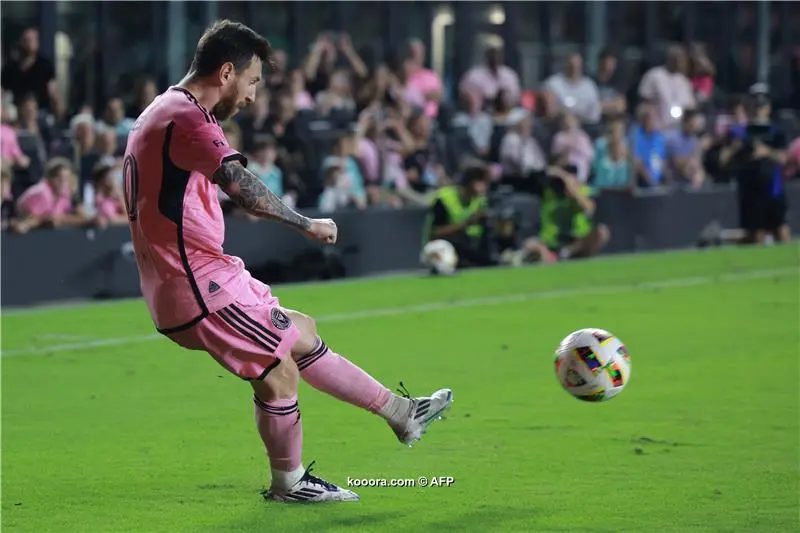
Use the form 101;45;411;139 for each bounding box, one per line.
306;218;338;244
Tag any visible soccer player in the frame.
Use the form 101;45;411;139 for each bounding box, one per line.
122;20;453;503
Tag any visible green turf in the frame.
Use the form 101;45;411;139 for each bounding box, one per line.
2;245;799;533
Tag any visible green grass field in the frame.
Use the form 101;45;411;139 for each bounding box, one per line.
2;245;799;533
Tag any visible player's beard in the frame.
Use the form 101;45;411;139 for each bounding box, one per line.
212;94;240;122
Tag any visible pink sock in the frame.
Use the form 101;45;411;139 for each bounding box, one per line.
296;338;392;413
253;395;303;473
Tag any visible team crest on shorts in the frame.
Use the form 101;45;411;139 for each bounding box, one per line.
271;308;291;330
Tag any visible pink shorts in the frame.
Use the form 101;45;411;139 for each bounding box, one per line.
167;278;301;380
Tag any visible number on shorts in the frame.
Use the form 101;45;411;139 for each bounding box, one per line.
123;154;139;221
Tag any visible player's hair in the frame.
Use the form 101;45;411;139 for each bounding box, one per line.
189;19;275;77
462;163;490;186
44;157;74;180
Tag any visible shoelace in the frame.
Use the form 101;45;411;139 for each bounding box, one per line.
396;381;412;399
299;460;339;491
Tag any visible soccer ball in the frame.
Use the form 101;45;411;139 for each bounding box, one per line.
554;328;631;402
421;239;458;275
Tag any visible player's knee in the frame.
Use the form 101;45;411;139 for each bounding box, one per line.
284;309;319;355
595;224;611;245
252;357;299;401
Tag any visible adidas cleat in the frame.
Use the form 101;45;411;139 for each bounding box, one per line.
263;461;359;503
390;382;454;447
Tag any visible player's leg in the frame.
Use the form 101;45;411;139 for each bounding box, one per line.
286;309;453;446
169;303;358;503
562;224;611;259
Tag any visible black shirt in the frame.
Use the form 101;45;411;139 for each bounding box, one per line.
1;55;55;110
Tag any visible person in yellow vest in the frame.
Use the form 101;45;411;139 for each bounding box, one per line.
425;164;494;267
539;163;610;260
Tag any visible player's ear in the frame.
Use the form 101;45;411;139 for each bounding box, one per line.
219;62;235;84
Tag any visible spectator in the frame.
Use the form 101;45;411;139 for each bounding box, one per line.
499;108;547;182
592;127;633;191
666;109;708;189
543;53;602;125
1;160;17;231
492;89;515;125
15;158;84;231
1;28;63;117
17;92;50;156
551;111;595;183
267;91;302;165
319;132;368;212
287;69;314;111
127;76;158;118
239;87;271;154
638;44;696;131
101;97;136;137
404;39;444;118
315;69;356;116
451;89;493;158
249;136;296;208
594;47;627;119
267;49;288;94
688;43;716;104
0;100;31;172
630;105;668;187
539;160;610;260
401;111;446;198
68;113;100;187
91;163;127;228
356;64;392;111
305;33;368;97
460;47;521;104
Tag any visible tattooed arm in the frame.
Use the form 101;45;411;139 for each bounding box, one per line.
213;160;311;230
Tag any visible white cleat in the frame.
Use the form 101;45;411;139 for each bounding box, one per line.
263;462;359;503
391;383;454;447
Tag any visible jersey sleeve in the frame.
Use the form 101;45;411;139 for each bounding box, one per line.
171;121;248;179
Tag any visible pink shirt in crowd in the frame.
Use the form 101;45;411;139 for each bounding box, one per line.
406;68;443;118
0;124;24;161
459;65;521;103
294;91;315;111
551;130;596;183
16;180;73;218
357;138;380;184
124;87;250;331
95;194;125;219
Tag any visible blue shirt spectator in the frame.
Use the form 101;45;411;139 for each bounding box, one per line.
630;108;667;186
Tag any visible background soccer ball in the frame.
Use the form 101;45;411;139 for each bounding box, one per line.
421;239;458;275
554;328;631;402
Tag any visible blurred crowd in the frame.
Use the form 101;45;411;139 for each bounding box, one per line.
2;26;800;236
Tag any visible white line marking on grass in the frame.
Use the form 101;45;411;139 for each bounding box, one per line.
2;267;795;358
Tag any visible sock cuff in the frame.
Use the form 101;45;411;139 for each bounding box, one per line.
296;337;329;371
254;394;299;415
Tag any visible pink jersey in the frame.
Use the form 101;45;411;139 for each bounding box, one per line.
95;193;125;219
16;180;73;218
123;87;250;332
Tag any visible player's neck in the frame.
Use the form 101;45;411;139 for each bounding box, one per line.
177;73;221;112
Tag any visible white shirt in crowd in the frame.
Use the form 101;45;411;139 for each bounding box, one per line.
499;131;546;176
638;66;695;131
543;73;602;124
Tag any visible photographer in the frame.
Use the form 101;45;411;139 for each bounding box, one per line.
726;87;790;243
539;155;610;260
425;164;493;267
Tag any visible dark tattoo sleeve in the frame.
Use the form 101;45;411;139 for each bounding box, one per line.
213;160;311;231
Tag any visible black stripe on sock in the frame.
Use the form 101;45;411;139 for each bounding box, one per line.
297;351;327;371
218;308;278;352
229;304;281;344
253;395;299;415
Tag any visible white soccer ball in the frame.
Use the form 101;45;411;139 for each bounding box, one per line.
421;239;458;275
554;328;631;402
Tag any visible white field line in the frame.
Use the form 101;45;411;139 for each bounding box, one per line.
1;266;796;358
